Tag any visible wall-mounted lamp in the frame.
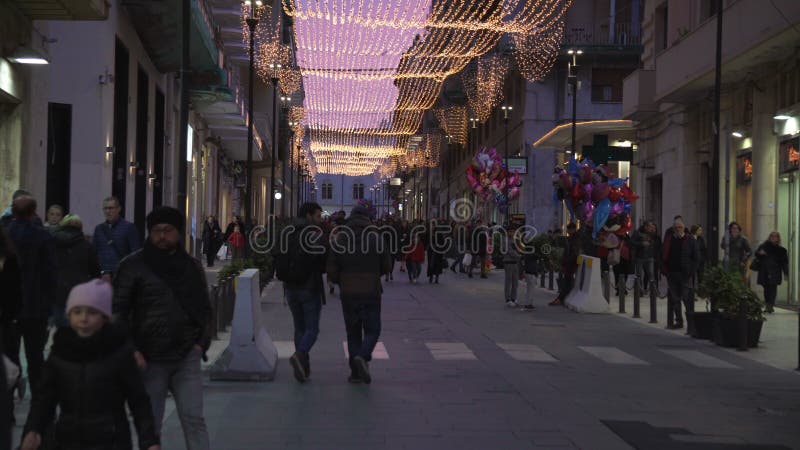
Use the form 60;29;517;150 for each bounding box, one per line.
8;46;49;65
731;131;744;138
148;173;157;181
129;161;140;168
99;69;115;85
774;115;792;121
105;146;115;154
274;191;282;200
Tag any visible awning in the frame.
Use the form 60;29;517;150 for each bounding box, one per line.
533;120;637;149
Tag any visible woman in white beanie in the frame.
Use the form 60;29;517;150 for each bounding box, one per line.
20;279;160;450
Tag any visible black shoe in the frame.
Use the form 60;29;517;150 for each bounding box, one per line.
301;353;311;378
521;305;535;311
347;374;363;384
468;273;473;278
766;305;774;313
435;276;439;284
353;356;371;384
290;352;308;383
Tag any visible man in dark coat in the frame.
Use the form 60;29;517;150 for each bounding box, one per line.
201;215;222;267
5;195;56;394
326;205;392;384
661;218;698;331
113;207;212;449
92;196;140;280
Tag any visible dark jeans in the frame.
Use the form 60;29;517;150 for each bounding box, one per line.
667;272;694;326
205;250;215;267
763;283;778;306
558;271;575;300
406;260;422;280
341;301;381;373
3;318;48;392
286;288;323;354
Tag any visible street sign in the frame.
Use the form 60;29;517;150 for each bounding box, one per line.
505;157;528;174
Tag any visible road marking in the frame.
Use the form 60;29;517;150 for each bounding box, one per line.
426;342;477;360
660;349;740;369
273;341;295;359
498;343;558;362
342;341;390;359
579;346;649;365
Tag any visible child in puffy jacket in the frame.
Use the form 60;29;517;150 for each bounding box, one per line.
227;224;245;260
21;280;159;450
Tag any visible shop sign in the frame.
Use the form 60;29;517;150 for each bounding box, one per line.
779;136;800;173
737;153;753;185
504;157;528;174
509;213;526;230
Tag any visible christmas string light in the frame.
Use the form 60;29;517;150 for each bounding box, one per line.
462;53;509;123
512;20;565;82
434;106;468;146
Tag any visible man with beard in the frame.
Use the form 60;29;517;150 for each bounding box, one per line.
113;207;212;449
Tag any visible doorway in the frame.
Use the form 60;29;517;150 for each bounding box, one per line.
646;174;663;231
46;103;72;212
112;39;129;208
133;66;149;241
153;89;165;208
777;172;798;305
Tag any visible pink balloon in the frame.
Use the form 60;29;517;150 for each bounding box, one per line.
610;201;625;217
509;187;520;200
583;183;593;201
584;201;595;222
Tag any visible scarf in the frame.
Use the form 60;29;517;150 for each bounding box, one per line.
142;240;206;328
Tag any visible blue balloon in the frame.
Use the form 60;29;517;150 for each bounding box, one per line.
608;177;627;188
565;200;576;221
623;202;632;215
593;198;612;238
568;156;580;177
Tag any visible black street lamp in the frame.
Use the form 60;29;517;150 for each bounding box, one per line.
501;105;513;226
567;48;583;157
243;0;262;226
267;64;282;217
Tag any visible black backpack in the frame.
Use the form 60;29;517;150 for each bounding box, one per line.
273;229;313;285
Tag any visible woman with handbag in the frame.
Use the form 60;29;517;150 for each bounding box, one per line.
753;231;789;313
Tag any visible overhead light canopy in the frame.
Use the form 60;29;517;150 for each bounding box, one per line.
731;131;744;138
8;46;48;65
774;115;791;120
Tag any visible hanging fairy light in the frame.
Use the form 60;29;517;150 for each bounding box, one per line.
434;106;468;146
462;53;510;123
512;20;565;82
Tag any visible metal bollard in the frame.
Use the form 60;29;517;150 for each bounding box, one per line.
540;272;546;287
648;281;657;323
632;276;641;318
737;295;748;351
210;285;220;340
617;273;626;313
548;270;554;291
602;271;610;301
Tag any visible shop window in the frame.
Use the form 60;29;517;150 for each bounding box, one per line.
321;181;333;200
352;183;364;200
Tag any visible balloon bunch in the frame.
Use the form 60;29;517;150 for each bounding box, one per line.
465;148;522;211
552;157;639;238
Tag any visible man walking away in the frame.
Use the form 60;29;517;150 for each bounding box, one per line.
201;215;222;268
276;203;327;383
327;205;391;384
5;196;56;398
520;236;538;311
93;196;140;281
113;207;212;450
503;230;521;307
661;218;698;332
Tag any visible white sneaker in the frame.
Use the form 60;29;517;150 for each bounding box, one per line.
505;301;515;308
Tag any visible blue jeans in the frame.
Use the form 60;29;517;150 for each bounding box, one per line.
406;260;422;280
341;301;381;371
286;288;323;354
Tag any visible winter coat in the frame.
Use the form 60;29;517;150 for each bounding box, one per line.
406;242;425;263
52;226;101;308
6;218;56;319
661;233;698;276
695;236;707;267
201;220;222;255
326;211;392;304
631;228;659;261
281;218;327;295
227;231;245;249
0;249;22;326
23;325;159;450
92;218;140;274
112;243;213;362
755;241;789;286
560;234;581;274
502;239;521;265
721;235;751;272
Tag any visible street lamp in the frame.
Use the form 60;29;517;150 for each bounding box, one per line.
265;61;282;217
243;0;262;228
501;105;513;226
567;48;583;156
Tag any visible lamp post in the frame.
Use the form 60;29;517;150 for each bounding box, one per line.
501;105;513;227
268;64;281;218
243;0;262;224
567;48;582;157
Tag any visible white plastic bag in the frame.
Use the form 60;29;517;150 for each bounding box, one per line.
216;243;228;260
3;355;19;391
462;253;473;267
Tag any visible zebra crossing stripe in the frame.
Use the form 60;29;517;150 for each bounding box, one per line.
579;346;649;365
425;342;477;360
660;349;740;369
498;343;558;362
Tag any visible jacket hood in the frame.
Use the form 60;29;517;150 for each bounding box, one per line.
346;212;372;230
51;323;129;363
51;226;86;247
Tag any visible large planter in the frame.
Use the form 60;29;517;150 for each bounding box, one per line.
686;311;716;340
712;317;763;348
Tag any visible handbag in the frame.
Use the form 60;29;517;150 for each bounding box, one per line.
216;243;229;260
749;257;760;272
462;253;473;267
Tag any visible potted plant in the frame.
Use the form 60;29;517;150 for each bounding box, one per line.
712;281;765;348
693;265;731;339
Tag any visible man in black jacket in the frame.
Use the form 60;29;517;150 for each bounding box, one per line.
5;196;56;396
661;218;698;331
113;207;212;450
281;202;326;383
327;206;391;384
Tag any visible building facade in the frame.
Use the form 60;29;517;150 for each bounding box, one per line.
623;0;800;304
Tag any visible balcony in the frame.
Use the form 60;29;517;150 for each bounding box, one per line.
10;0;108;20
622;69;657;120
563;22;642;50
654;0;800;103
122;0;218;73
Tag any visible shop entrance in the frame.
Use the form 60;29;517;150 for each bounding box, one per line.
777;172;798;305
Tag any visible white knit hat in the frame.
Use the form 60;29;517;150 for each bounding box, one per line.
65;279;113;318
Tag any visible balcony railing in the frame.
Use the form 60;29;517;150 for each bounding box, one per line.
563;22;641;47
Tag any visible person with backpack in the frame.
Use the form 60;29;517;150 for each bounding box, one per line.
274;203;327;383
